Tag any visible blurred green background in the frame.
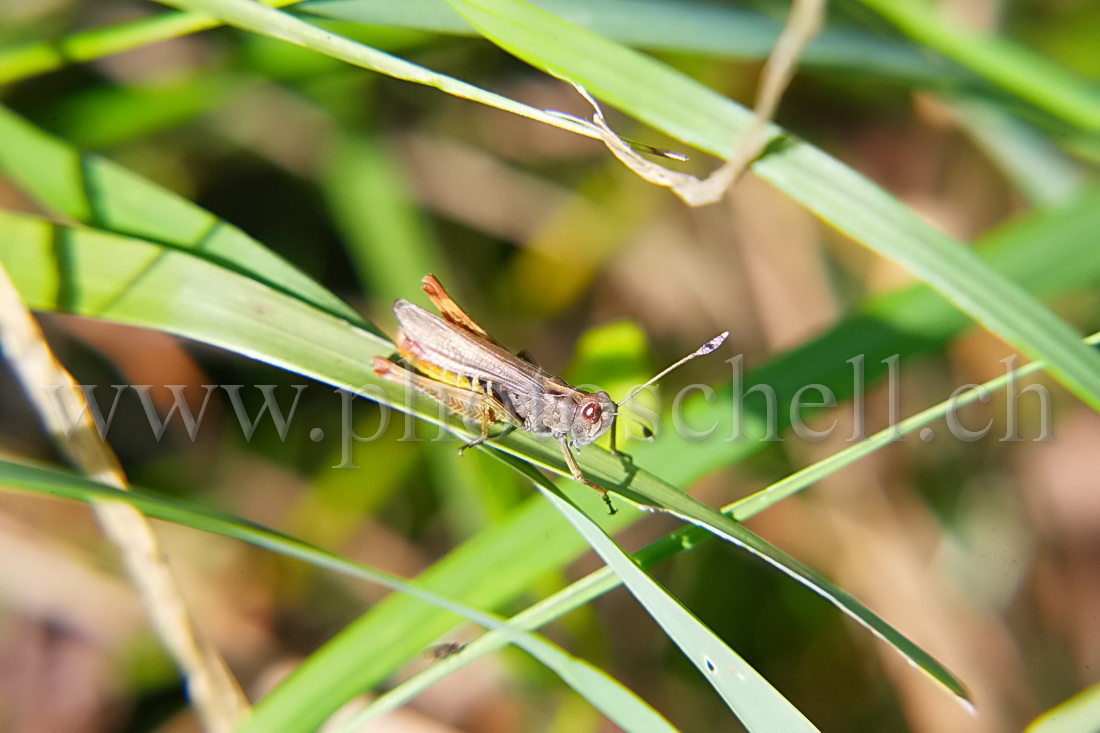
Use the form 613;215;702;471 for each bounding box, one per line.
1;1;1099;731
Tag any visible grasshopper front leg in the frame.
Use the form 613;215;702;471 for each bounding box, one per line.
558;437;617;515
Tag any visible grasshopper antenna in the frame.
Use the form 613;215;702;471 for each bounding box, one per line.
618;331;730;408
609;331;727;454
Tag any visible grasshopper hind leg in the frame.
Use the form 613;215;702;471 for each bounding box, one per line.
457;380;514;455
373;357;519;453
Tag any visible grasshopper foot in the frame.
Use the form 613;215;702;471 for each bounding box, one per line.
457;437;486;456
600;489;618;515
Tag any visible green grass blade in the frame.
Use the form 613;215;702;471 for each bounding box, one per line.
0;0;948;88
338;642;680;733
1027;681;1100;733
0;104;361;324
301;0;951;82
0;209;391;381
522;463;818;731
857;0;1100;131
153;0;595;138
445;0;1100;414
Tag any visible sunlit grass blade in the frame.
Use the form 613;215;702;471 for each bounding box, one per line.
521;462;818;732
0;104;360;324
0;210;390;385
0;0;950;88
300;0;951;82
445;0;1100;414
1026;681;1100;733
152;0;595;138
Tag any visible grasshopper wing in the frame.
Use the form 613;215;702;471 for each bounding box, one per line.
394;300;550;397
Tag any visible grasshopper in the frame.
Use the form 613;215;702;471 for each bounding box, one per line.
373;275;727;513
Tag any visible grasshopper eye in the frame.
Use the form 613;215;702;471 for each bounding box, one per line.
581;402;602;424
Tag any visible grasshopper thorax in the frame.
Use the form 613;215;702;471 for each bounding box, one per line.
569;391;616;448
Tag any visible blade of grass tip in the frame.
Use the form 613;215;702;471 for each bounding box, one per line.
510;459;817;731
630;472;973;702
540;0;824;206
0;265;249;731
153;0;598;139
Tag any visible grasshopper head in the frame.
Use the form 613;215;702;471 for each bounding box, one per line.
570;391;616;447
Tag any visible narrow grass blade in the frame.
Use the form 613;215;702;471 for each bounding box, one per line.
301;0;951;82
519;463;818;731
446;0;1100;413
